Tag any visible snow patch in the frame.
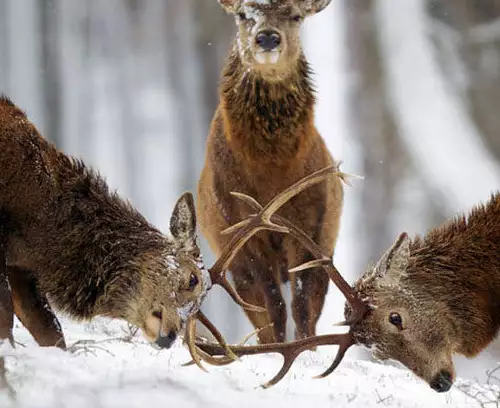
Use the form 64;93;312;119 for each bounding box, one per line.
0;316;491;408
165;255;180;270
177;301;196;322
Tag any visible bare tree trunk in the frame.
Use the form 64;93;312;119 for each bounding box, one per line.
0;1;8;90
192;1;233;117
164;1;206;192
3;0;45;133
436;0;500;161
376;0;500;216
344;0;407;266
40;0;62;145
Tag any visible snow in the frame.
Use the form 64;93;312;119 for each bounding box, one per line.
0;317;493;408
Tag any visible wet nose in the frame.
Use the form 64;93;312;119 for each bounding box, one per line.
430;371;453;393
155;330;177;349
256;30;281;51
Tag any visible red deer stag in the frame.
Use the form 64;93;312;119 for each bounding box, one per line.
198;0;344;344
196;190;500;393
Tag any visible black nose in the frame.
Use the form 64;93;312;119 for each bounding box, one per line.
256;30;281;51
155;330;177;349
430;371;453;393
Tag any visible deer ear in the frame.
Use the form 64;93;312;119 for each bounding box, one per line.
301;0;332;15
170;193;197;248
356;232;410;290
375;232;411;279
218;0;240;13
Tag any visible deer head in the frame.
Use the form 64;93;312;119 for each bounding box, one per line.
124;193;210;349
347;233;458;393
218;0;332;77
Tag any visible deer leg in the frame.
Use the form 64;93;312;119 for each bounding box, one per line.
232;265;278;344
260;260;287;343
302;266;329;337
0;247;14;395
8;266;66;349
0;259;13;345
291;272;308;340
291;256;329;340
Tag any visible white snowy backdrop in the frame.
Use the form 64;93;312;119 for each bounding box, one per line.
1;0;500;405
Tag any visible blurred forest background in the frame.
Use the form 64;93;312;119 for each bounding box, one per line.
1;0;500;382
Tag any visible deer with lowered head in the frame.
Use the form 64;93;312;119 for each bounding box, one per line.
198;0;344;344
196;181;500;393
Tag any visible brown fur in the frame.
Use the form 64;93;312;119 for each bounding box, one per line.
349;192;500;391
198;0;343;343
0;96;210;350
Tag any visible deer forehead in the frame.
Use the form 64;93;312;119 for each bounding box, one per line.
239;0;298;19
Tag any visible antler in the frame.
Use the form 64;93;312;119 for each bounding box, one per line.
196;331;355;388
192;164;370;387
206;165;343;313
184;165;348;370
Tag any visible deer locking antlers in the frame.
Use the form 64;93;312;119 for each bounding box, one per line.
186;165;370;388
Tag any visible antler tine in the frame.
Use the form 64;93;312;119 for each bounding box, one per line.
183;311;239;369
184;323;275;368
196;332;356;388
313;332;354;379
184;317;207;372
208;165;340;313
195;310;239;362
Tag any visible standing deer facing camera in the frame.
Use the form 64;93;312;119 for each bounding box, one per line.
196;188;500;393
198;0;344;344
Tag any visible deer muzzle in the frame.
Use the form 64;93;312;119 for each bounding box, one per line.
429;370;453;393
155;329;178;349
254;29;282;65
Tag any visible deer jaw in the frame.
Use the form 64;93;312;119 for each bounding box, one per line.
119;193;211;349
125;252;209;348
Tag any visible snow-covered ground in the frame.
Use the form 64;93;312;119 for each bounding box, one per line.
0;317;495;408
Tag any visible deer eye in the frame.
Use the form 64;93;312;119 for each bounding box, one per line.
389;312;403;330
291;15;302;22
187;273;199;291
237;12;247;20
152;310;162;320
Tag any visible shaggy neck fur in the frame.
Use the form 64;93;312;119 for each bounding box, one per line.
407;193;500;356
219;43;316;165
